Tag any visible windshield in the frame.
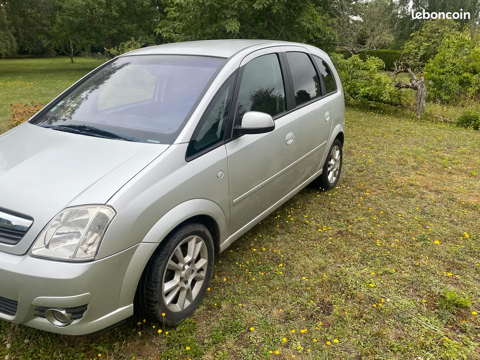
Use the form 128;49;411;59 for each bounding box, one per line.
31;55;225;144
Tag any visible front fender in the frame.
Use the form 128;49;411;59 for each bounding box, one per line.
117;199;227;306
141;199;227;244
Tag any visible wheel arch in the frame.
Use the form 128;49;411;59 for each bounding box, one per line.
118;199;226;307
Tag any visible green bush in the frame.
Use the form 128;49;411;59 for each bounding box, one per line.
334;50;401;70
105;38;147;58
424;31;480;104
456;109;480;130
330;53;403;107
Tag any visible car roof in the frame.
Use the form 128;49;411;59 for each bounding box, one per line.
124;39;304;59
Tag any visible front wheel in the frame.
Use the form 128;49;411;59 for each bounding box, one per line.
136;223;214;325
311;139;343;190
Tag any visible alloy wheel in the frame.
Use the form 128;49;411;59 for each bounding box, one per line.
162;235;209;312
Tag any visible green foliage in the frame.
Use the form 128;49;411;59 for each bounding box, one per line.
330;53;403;107
46;0;160;61
401;20;460;70
332;0;395;54
456;109;480;130
0;6;17;57
335;49;401;70
424;31;480;104
157;0;336;49
105;38;146;58
438;289;472;313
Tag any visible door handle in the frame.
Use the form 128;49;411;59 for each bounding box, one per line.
285;132;295;145
325;111;331;122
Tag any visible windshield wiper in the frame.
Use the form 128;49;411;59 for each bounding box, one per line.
38;124;141;142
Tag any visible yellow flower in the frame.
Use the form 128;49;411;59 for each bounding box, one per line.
275;350;280;355
137;322;142;325
158;329;162;334
250;327;254;331
207;287;210;291
223;277;227;281
186;346;190;351
369;283;375;287
162;313;166;317
434;240;440;244
296;346;301;350
472;311;477;315
300;329;307;333
313;339;318;342
291;329;295;333
333;339;338;343
282;338;287;342
326;341;331;346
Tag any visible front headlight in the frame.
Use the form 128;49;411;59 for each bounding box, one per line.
31;205;116;262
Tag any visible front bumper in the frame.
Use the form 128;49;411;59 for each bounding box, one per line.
0;245;139;335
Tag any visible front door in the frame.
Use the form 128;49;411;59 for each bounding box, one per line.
226;51;299;234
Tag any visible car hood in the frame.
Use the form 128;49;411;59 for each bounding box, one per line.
0;123;169;255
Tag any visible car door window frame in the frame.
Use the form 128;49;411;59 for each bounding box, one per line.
224;52;291;142
283;51;333;110
186;70;238;162
311;55;338;97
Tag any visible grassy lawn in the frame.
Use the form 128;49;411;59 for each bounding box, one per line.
1;60;480;359
0;57;105;133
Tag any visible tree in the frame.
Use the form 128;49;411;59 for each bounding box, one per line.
0;4;17;57
400;19;460;71
424;30;480;104
156;0;336;50
1;0;55;55
48;0;160;63
332;0;395;54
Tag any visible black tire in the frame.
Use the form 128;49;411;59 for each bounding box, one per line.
311;139;343;191
136;223;214;325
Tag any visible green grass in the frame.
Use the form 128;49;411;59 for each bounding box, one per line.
1;60;480;359
0;57;105;133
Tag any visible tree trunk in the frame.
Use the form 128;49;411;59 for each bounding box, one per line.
69;38;74;64
415;78;426;118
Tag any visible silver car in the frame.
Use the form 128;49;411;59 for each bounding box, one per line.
0;40;344;335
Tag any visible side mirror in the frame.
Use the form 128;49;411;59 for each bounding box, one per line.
234;111;275;135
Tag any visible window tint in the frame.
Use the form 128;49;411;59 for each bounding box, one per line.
286;52;321;106
187;75;235;157
314;56;337;94
235;54;285;121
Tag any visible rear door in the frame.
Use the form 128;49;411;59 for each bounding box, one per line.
225;49;299;234
283;49;333;182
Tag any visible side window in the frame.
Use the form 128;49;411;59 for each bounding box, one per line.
187;74;235;158
235;54;286;122
314;56;337;94
286;52;321;106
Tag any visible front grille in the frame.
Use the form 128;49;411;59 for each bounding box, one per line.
0;209;33;245
0;296;18;316
35;305;88;320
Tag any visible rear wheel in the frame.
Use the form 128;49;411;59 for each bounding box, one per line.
136;223;214;325
311;139;343;190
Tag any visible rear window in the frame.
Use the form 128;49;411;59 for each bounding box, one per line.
313;56;337;94
31;55;225;144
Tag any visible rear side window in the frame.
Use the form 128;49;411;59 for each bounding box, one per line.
286;52;321;106
235;54;286;121
187;74;236;158
313;56;337;94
